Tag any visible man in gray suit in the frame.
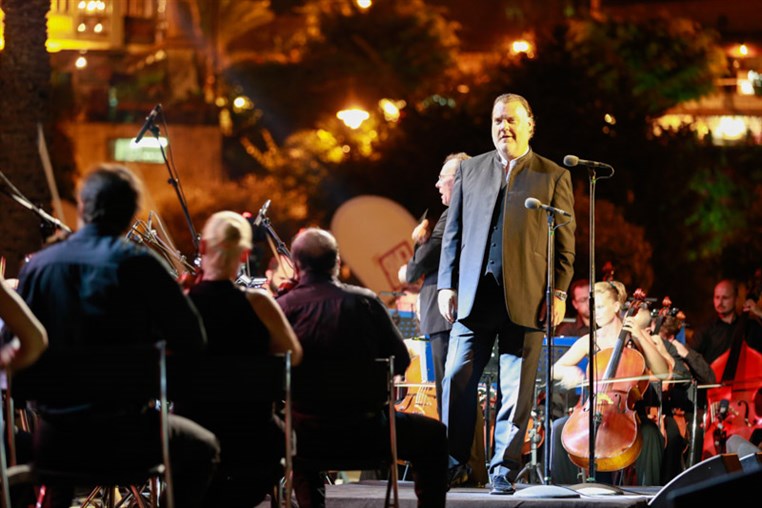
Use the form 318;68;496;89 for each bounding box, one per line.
438;93;575;494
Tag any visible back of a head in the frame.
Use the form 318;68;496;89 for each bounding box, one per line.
79;164;142;235
291;227;339;276
201;211;253;273
660;315;682;338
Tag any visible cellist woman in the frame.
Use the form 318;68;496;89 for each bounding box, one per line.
549;280;672;486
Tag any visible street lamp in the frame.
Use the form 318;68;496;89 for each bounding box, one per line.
337;108;370;129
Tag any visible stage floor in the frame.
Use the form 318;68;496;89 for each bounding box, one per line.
321;480;659;508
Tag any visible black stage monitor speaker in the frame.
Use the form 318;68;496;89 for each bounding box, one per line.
725;434;762;472
648;454;742;508
740;452;762;473
667;467;762;508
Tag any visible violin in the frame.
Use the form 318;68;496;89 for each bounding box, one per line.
177;268;204;293
562;288;649;472
276;277;298;296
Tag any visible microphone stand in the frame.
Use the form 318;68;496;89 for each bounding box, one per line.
146;115;201;264
260;214;292;263
516;209;579;498
0;170;72;236
542;209;556;485
259;212;296;285
586;164;599;483
582;164;614;486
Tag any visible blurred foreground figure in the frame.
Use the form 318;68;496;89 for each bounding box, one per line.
12;164;220;508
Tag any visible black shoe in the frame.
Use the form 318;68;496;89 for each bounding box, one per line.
447;464;472;489
489;474;515;495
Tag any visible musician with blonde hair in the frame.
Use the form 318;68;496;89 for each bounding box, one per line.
549;280;670;486
183;210;302;507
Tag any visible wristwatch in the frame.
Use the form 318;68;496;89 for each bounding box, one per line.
553;290;567;302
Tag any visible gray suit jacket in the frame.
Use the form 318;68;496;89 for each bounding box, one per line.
438;149;575;330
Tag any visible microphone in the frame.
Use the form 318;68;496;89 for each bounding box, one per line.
253;199;271;227
563;155;613;170
524;197;572;217
134;104;161;144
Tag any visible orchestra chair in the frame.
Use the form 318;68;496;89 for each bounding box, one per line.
5;342;174;508
167;351;292;508
289;356;399;508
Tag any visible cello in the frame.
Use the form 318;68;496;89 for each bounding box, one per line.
562;289;650;472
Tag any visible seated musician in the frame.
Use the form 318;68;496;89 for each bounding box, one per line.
654;314;715;483
179;210;303;507
9;165;220;508
276;227;449;508
549;280;672;486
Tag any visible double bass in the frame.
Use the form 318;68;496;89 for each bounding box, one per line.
562;289;650;472
702;291;762;458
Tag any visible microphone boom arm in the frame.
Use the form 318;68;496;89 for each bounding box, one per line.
144;108;201;261
0;170;72;234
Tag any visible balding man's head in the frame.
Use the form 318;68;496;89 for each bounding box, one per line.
714;279;738;321
292;227;340;277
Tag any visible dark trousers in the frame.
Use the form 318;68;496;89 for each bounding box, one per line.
34;412;220;508
442;275;543;481
293;410;448;508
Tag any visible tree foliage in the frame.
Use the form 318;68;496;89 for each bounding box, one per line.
222;0;459;142
565;16;727;118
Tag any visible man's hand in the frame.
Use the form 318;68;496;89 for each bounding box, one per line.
539;296;566;327
412;218;431;245
670;337;689;358
552;298;566;327
438;289;457;323
743;298;762;319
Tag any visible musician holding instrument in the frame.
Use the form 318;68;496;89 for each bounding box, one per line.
688;279;762;365
277;228;449;508
654;314;714;483
398;152;469;419
10;165;221;508
179;210;303;507
550;281;671;486
397;152;488;487
690;278;762;459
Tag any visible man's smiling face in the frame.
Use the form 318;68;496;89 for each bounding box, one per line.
491;99;534;161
